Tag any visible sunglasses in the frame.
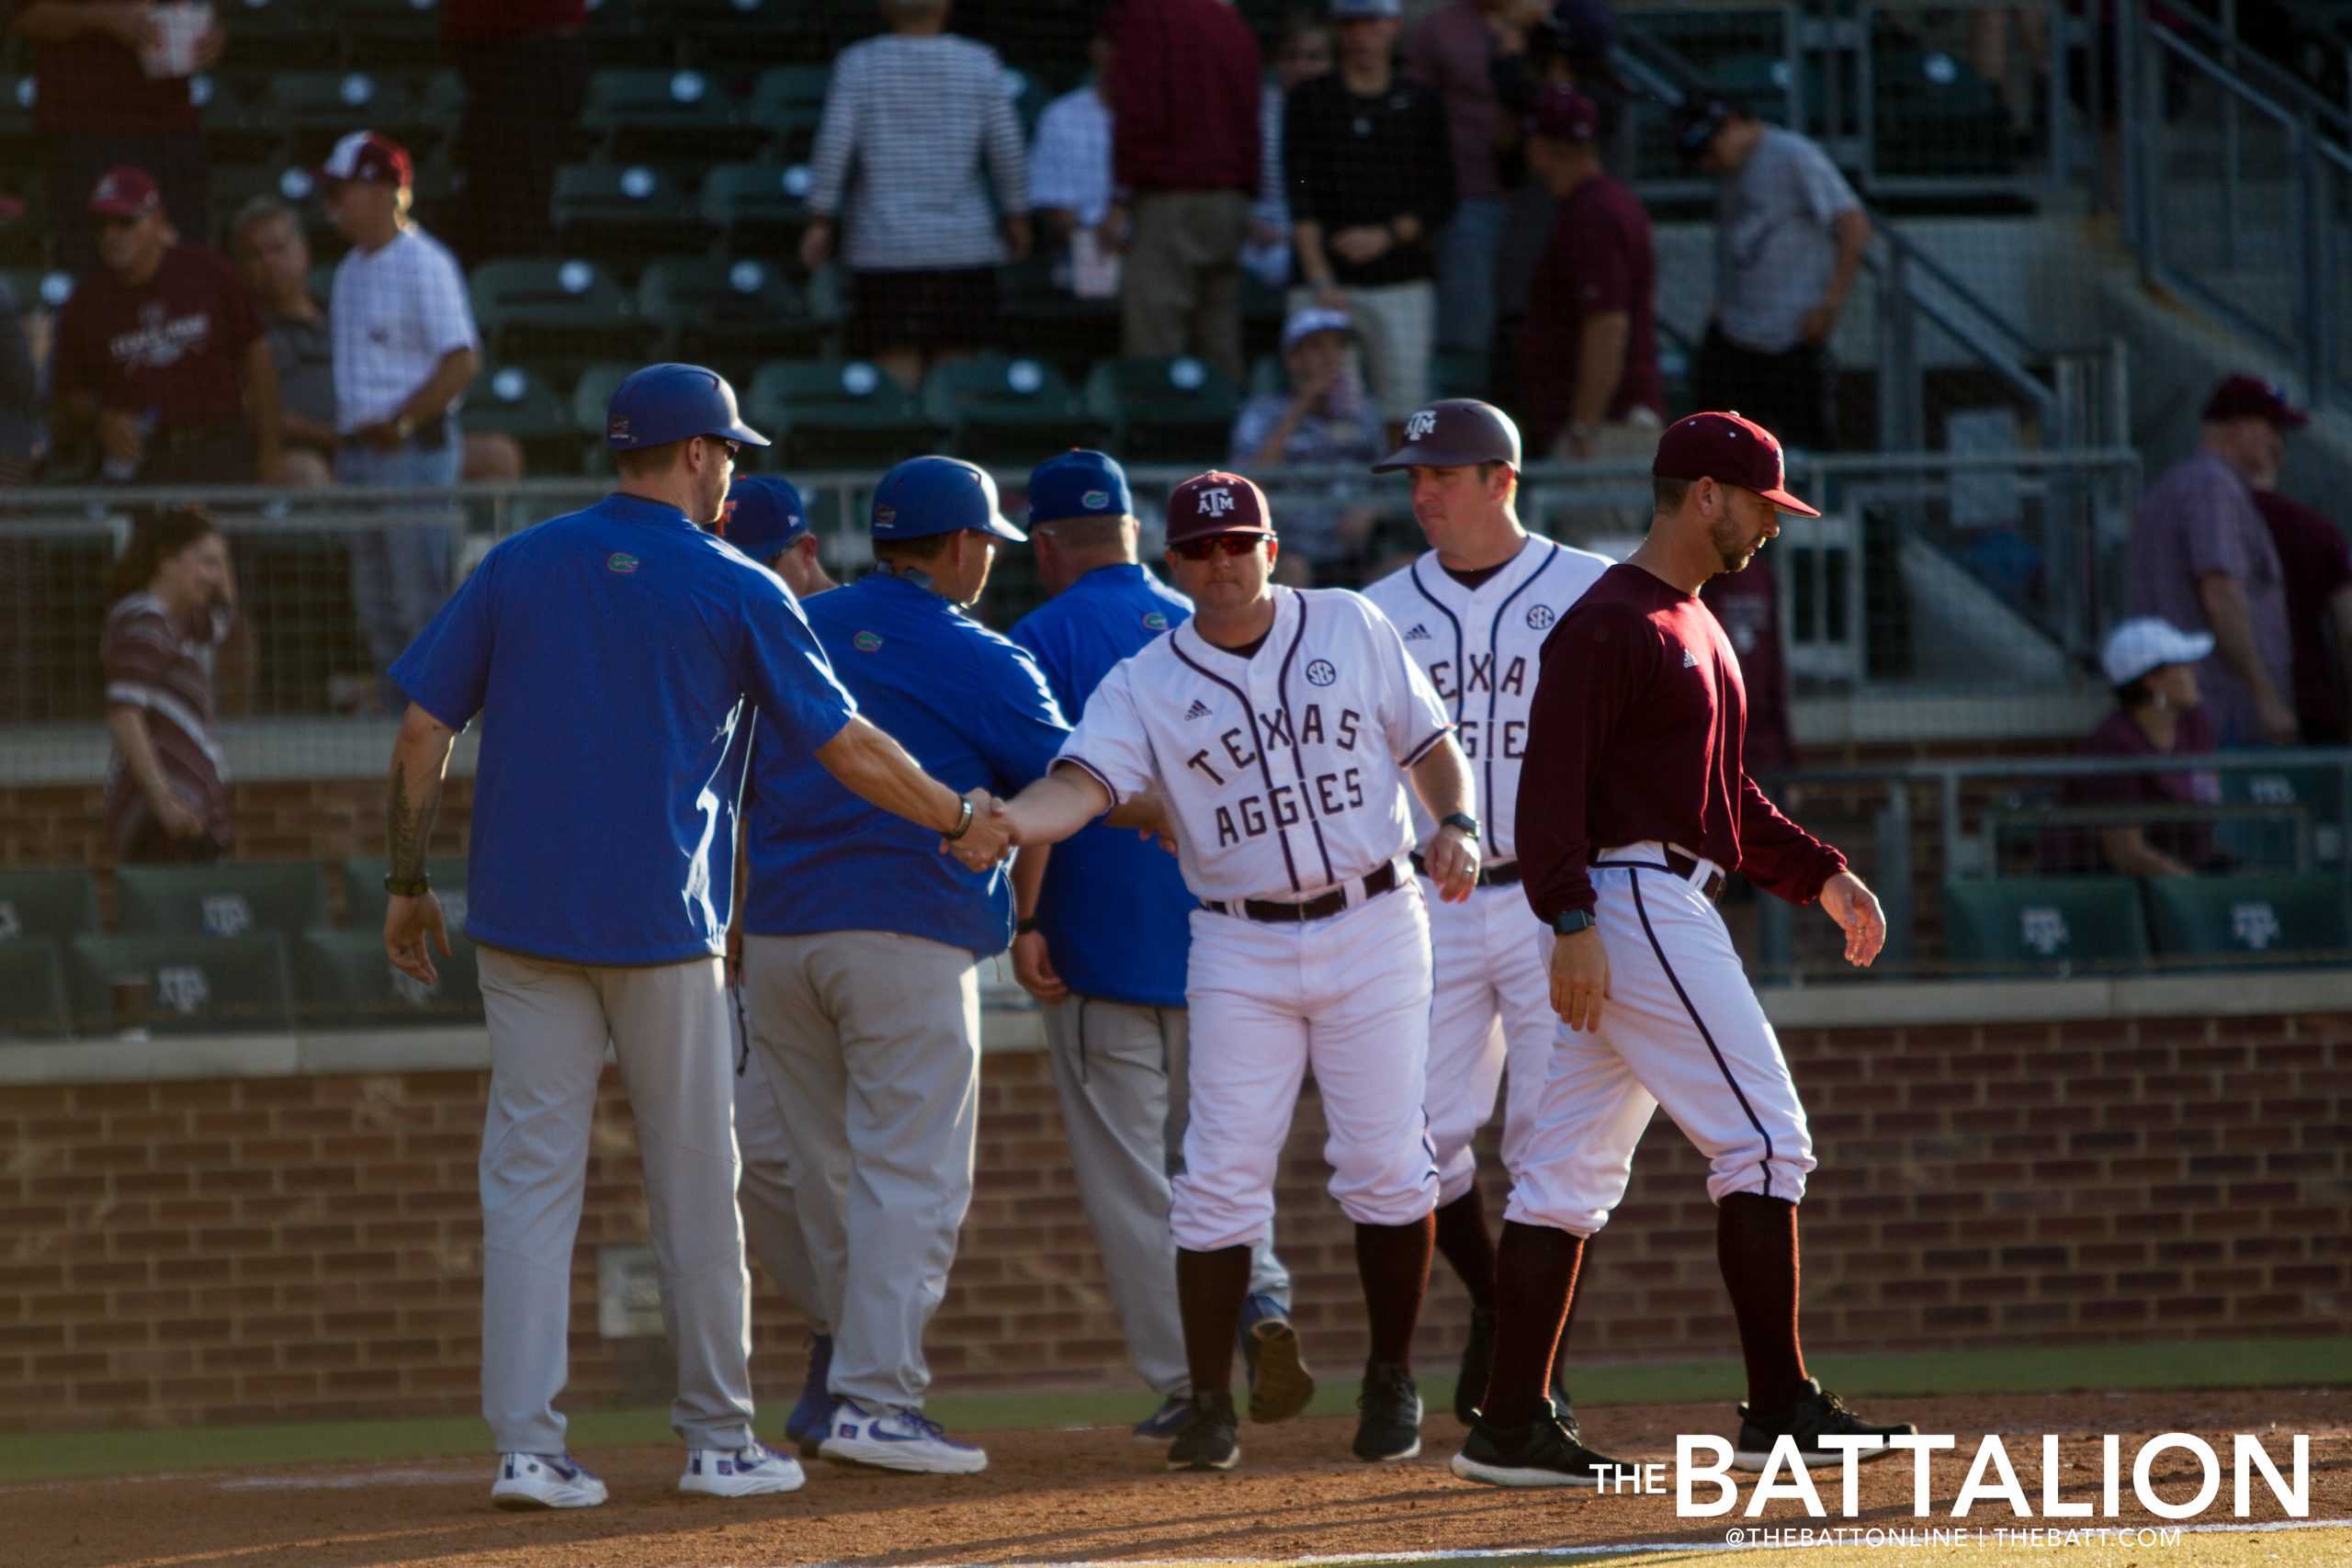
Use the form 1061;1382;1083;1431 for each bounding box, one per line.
1171;534;1267;560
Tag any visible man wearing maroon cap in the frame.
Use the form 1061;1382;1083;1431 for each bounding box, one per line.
51;165;283;485
1002;469;1479;1472
1453;411;1911;1487
321;129;482;714
2128;373;2302;747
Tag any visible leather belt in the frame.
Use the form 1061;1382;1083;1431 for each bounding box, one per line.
1592;846;1726;904
1409;851;1521;888
1203;859;1401;923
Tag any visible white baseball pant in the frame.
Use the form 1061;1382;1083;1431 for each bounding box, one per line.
1420;875;1557;1204
729;990;829;1331
1507;844;1815;1238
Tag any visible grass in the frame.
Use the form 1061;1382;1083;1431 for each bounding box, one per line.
1;1335;2344;1487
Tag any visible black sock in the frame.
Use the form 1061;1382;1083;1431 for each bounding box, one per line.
1176;1245;1253;1404
1354;1213;1435;1368
1433;1186;1499;1313
1717;1192;1806;1416
1482;1220;1583;1429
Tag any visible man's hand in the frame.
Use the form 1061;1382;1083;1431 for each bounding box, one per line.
2259;694;2301;747
1817;870;1886;968
725;920;744;987
97;410;148;468
1100;203;1130;255
1001;214;1033;264
1800;299;1842;343
1329;225;1395;265
1422;825;1480;903
797;218;835;273
1548;925;1609;1032
384;890;450;985
348;422;406;453
1312;280;1349;311
1010;929;1067;1002
944;788;1012;870
148;790;206;840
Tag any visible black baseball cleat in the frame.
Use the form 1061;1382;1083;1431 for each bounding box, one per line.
1238;1293;1316;1424
1352;1361;1423;1462
1167;1390;1241;1472
1552;1363;1579;1443
1451;1402;1636;1488
1733;1378;1918;1470
1453;1307;1495;1426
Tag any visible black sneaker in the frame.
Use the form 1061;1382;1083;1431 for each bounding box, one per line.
1167;1390;1240;1472
1352;1361;1423;1462
1453;1307;1495;1426
1733;1378;1917;1470
1450;1402;1636;1488
1238;1293;1316;1423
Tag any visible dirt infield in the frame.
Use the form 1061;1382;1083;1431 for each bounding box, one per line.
19;1390;2349;1568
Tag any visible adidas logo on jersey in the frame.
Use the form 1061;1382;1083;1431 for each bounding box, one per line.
1404;623;1430;642
1681;647;1700;668
1184;699;1211;720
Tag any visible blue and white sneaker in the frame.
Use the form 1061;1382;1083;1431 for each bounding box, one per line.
1132;1395;1193;1442
1238;1293;1315;1424
679;1439;805;1497
819;1399;989;1474
783;1333;836;1459
491;1451;607;1509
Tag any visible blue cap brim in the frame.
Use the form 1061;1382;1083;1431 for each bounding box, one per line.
982;512;1028;543
723;416;772;448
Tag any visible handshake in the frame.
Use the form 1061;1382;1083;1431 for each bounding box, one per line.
935;784;1178;872
941;787;1019;871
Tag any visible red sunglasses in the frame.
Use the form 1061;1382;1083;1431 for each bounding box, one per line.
1171;534;1267;560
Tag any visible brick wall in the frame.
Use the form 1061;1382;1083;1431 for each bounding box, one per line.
3;1010;2346;1432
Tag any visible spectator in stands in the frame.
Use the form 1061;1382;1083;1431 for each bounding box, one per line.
2254;487;2352;744
1680;96;1870;451
2129;374;2301;749
1027;20;1114;298
0;193;37;485
1517;85;1659;468
1408;0;1518;363
232;197;336;488
2058;616;2224;880
102;504;235;864
801;0;1030;393
442;0;588;265
1286;0;1454;436
322;131;481;716
8;0;220;275
1244;12;1335;290
51;167;283;485
1702;556;1797;775
1228;306;1386;583
1106;0;1262;382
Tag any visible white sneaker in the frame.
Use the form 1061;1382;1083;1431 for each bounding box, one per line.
819;1399;989;1474
492;1452;607;1509
678;1440;806;1497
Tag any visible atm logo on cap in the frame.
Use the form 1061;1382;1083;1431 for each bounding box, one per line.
1405;408;1438;440
1198;488;1235;516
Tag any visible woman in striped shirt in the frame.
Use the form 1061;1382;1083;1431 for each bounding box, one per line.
102;505;236;863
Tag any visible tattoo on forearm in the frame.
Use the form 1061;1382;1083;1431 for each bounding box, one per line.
387;758;439;880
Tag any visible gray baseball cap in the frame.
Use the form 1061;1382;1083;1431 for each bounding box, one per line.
1372;399;1523;471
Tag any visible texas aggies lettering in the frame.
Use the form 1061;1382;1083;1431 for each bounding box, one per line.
1182;698;1371;847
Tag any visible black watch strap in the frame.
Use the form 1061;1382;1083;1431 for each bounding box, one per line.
944;795;975;840
383;872;432;897
1015;917;1041;936
1552;908;1596;936
1442;811;1480;841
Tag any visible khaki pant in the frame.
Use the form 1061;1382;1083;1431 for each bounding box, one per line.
1122;188;1250;382
1551;410;1665;540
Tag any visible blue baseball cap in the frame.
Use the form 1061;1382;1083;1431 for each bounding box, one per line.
1027;449;1133;525
871;456;1027;543
605;362;768;451
722;475;809;560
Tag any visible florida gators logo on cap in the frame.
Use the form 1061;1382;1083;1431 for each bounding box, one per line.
1083;489;1110;509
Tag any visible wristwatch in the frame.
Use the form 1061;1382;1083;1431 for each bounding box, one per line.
1552;908;1596;937
392;414;416;442
383;872;432;897
944;795;976;841
1441;811;1480;841
1015;917;1041;936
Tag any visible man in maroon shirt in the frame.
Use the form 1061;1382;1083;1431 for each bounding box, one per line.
8;0;220;274
1104;0;1261;381
2253;488;2352;742
51;167;282;484
1451;412;1909;1488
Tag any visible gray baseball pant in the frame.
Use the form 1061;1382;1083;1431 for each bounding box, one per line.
1042;994;1291;1399
741;930;979;1412
476;946;754;1457
729;989;830;1330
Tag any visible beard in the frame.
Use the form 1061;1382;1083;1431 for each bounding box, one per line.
1710;514;1761;573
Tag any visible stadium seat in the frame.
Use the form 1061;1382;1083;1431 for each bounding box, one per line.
698;161;813;253
922;355;1102;464
114;863;328;940
748;359;939;469
664;0;812;67
746;66;831;159
261;70;414;134
470;258;652;378
570;361;637;438
0;942;71;1041
1871;50;2013;177
1939;877;2150;975
582;68;756;162
67;934;298;1036
1082;357;1241;464
296;929;483;1028
2143;874;2352;964
0;869;99;944
637;257;826;371
998;257;1121;383
463;366;590;475
342;857;470;932
551;164;711;269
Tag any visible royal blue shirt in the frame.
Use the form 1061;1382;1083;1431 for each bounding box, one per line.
1009;562;1193;1008
742;570;1069;954
390;493;854;966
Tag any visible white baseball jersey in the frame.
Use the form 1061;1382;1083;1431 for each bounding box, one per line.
1057;585;1453;903
1362;537;1611;861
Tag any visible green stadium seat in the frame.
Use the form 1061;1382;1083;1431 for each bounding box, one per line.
261;70;413;133
748;359;938;469
296;928;483;1028
698;161;812;253
1871;50;2013;178
570;361;637;439
921;355;1102;465
470;258;652;378
551;164;711;267
114;863;327;940
0;869;99;944
1082;357;1240;464
0;942;72;1041
582;68;756;162
463;366;590;475
1939;877;2150;975
342;858;470;933
2143;874;2352;964
637;257;826;371
67;935;298;1036
746;66;831;158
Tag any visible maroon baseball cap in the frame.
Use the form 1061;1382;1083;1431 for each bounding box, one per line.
1524;84;1600;143
318;130;413;189
1652;411;1819;517
2203;373;2307;430
87;166;161;218
1166;471;1275;546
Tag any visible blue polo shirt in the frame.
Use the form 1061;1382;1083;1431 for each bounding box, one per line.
741;570;1069;955
389;493;854;966
1009;562;1193;1008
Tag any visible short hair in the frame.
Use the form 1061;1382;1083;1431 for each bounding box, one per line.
1478;460;1519;500
1652;476;1691;514
1035;514;1130;552
230;196;299;251
874;532;956;567
615;441;687;479
881;0;948;22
